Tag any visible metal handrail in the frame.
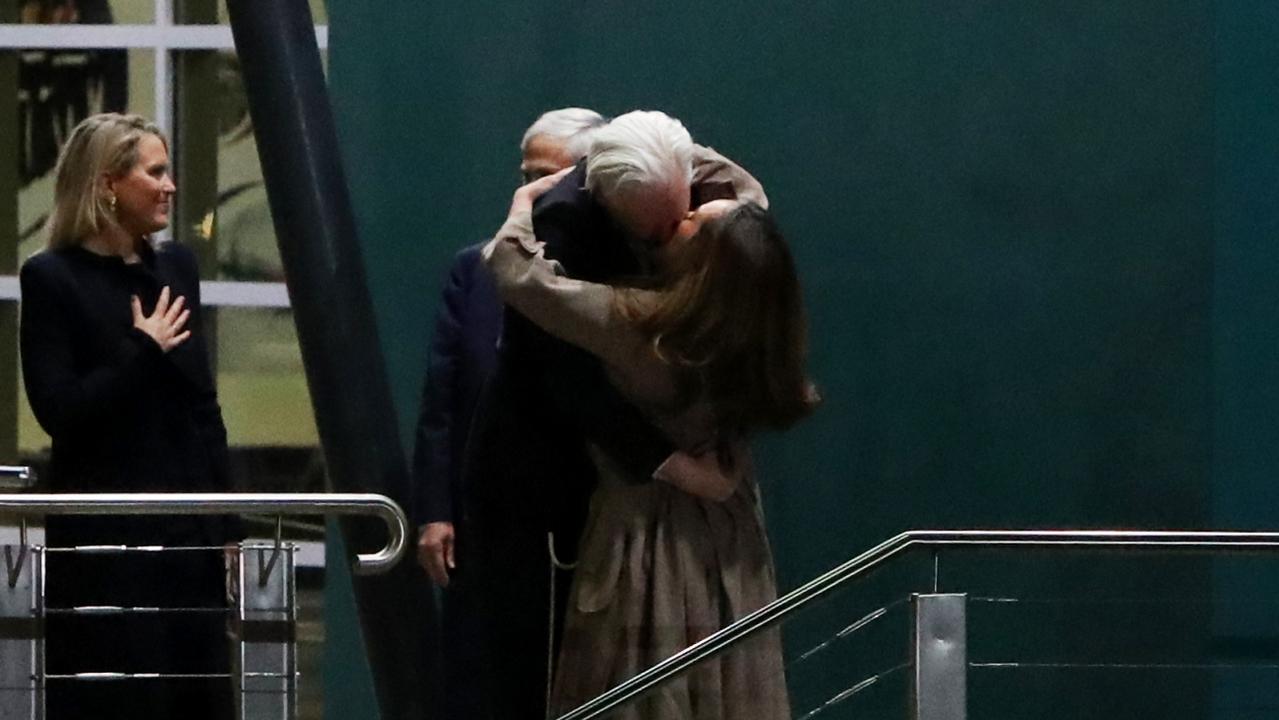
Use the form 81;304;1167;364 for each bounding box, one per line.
0;492;408;575
0;465;35;488
557;529;1279;720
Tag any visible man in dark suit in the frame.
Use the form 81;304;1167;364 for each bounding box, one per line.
464;110;700;720
410;107;606;720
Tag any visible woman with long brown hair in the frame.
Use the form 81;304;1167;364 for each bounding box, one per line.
485;170;815;719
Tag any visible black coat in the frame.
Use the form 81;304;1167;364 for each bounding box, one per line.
463;162;673;528
461;163;676;720
410;242;503;527
407;243;503;720
20;240;239;547
20;239;238;719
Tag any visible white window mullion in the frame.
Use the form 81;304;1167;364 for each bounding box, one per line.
152;0;173;245
0;24;327;50
153;43;171;158
153;0;173;144
0;278;291;308
155;0;173;27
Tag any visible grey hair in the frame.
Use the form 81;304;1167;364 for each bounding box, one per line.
521;107;608;160
585;110;694;205
45;113;168;250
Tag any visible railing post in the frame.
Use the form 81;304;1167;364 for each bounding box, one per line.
911;593;967;720
0;544;42;720
231;542;298;720
0;465;40;719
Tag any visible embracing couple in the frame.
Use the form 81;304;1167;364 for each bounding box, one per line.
465;110;816;720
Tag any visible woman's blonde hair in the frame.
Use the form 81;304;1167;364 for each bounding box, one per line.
44;113;167;250
618;202;817;434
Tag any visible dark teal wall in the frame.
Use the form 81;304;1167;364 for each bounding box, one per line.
1210;2;1279;717
325;2;1279;717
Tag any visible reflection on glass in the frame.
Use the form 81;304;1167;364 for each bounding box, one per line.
174;50;327;281
14;48;154;264
19;45;126;183
214;51;281;281
18;0;152;25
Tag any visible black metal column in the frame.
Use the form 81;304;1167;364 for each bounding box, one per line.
224;2;440;717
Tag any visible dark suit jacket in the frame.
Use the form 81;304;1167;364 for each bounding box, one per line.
410;243;503;526
19;241;240;547
463;163;673;532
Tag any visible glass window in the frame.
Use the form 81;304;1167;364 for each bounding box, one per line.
17;0;153;25
17;306;322;462
2;11;331;718
8;46;155;457
170;49;325;480
216;306;321;451
12;48;155;265
8;44;328;474
211;52;283;281
173;49;327;282
207;0;328;26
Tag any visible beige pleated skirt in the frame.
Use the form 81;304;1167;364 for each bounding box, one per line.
551;453;791;720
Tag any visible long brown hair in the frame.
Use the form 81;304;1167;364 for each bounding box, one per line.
619;202;816;434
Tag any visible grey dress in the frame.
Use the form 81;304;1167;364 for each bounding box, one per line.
484;192;790;720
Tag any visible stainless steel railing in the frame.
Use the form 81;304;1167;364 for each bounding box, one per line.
0;468;411;720
0;491;408;574
557;529;1279;720
0;465;35;489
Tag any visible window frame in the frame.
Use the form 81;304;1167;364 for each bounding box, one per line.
0;1;328;308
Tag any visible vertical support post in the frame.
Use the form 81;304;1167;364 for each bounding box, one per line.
0;545;43;720
911;593;967;720
232;542;297;720
225;1;442;716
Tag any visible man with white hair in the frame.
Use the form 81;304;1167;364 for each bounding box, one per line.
410;107;605;720
520;107;605;183
583;110;695;252
464;109;766;719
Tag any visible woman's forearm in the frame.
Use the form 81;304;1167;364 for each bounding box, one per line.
483;212;651;372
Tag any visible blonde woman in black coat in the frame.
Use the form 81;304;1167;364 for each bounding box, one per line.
20;113;239;719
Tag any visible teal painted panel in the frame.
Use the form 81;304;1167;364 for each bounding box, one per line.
318;4;404;718
1210;1;1279;716
325;1;1279;717
322;525;379;720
